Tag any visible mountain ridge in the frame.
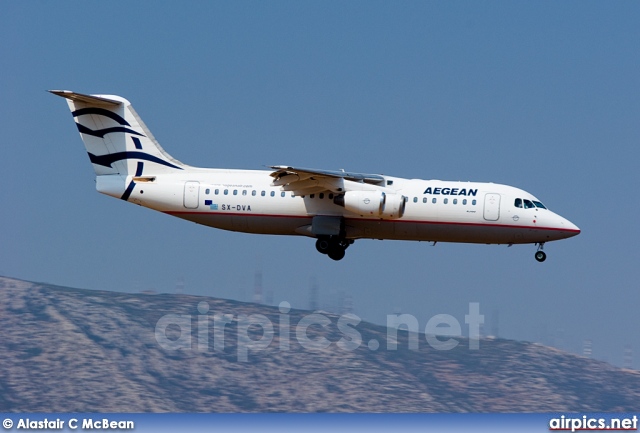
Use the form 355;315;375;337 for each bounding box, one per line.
0;275;638;412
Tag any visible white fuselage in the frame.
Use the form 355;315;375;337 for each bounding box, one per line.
101;168;580;246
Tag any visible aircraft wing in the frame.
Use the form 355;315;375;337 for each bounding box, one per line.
269;165;385;195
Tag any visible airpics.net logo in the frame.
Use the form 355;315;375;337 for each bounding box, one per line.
154;302;484;362
549;415;638;432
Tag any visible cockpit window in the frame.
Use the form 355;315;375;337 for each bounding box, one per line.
515;197;548;209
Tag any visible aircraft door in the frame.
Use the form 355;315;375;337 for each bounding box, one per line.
483;193;500;221
183;181;200;209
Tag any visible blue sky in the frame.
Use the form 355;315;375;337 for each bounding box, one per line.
1;2;639;367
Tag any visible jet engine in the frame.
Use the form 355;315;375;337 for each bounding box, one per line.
334;190;385;216
334;191;406;219
382;193;406;219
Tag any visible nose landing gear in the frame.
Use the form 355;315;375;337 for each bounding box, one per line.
534;243;546;262
315;236;353;261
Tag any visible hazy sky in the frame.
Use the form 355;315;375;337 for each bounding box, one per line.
2;2;639;367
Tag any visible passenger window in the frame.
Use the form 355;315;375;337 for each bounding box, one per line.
281;192;286;197
291;193;295;197
515;198;523;208
242;190;247;196
252;190;256;196
432;198;437;204
270;191;275;197
423;197;427;203
233;190;238;195
261;191;265;196
472;199;476;205
463;199;467;205
329;193;334;199
310;194;315;199
319;193;324;199
413;197;418;203
224;189;228;195
524;199;535;209
215;189;219;195
453;199;457;205
444;198;448;204
205;188;210;195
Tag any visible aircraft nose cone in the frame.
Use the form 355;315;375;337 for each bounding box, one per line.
549;212;580;238
563;218;581;237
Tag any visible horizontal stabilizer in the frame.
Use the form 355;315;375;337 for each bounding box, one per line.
49;90;122;106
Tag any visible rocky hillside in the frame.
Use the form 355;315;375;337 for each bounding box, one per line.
0;276;638;412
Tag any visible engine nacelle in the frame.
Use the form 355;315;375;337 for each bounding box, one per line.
382;193;406;219
334;190;385;216
334;191;406;218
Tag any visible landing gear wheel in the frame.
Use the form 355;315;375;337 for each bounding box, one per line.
316;238;330;254
328;247;346;261
316;236;351;260
535;251;547;262
338;239;351;250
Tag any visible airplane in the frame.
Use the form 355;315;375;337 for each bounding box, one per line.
50;90;580;262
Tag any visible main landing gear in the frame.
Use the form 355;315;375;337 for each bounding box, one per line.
315;236;353;261
534;243;547;262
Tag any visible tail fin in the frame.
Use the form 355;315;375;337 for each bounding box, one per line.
50;90;186;176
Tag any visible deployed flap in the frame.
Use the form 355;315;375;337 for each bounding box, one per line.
270;166;385;184
269;165;385;195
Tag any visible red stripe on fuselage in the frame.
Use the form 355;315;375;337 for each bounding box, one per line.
163;210;580;234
